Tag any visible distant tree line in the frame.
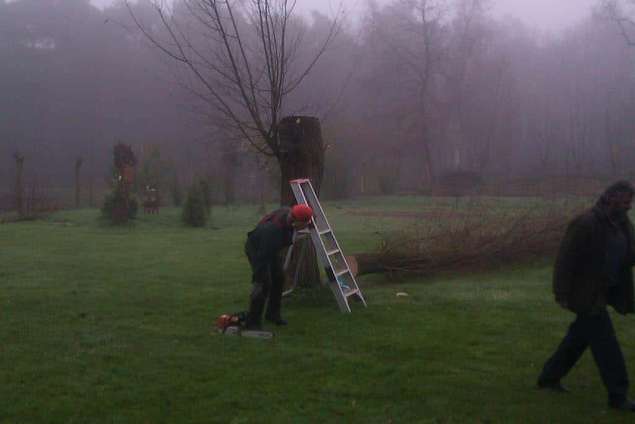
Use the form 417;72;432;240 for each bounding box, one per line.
2;0;635;203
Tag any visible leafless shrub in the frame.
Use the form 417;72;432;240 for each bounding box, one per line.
1;181;59;223
22;181;59;219
478;176;614;198
352;202;582;279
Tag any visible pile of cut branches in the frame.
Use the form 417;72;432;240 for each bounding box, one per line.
349;205;582;279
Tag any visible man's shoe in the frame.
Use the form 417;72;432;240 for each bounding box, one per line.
537;380;569;393
609;399;635;412
265;316;288;326
244;321;263;331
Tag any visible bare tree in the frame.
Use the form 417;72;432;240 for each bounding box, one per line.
368;0;447;186
442;0;490;172
125;0;338;201
602;0;635;46
403;0;447;185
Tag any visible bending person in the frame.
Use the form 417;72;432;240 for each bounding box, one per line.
244;204;313;329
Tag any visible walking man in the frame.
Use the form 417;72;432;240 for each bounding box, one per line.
244;204;313;329
538;181;635;411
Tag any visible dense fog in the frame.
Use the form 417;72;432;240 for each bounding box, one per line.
2;0;635;205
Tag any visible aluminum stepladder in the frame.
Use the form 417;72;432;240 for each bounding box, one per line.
285;178;367;313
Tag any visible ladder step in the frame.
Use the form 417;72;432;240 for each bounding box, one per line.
289;178;366;313
342;287;359;297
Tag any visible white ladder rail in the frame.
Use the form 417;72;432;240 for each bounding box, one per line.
282;185;328;296
298;180;367;307
290;182;332;268
288;178;367;313
281;230;310;297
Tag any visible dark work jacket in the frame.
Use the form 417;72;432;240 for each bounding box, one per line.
244;207;294;283
553;207;635;315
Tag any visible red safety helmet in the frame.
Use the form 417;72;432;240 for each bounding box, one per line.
291;204;313;222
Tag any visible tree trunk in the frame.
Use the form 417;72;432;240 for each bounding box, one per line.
277;116;325;205
14;153;24;217
420;123;435;186
75;157;83;209
222;143;237;205
277;116;325;289
258;174;267;215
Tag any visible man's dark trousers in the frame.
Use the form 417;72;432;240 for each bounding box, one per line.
538;308;629;404
246;254;284;326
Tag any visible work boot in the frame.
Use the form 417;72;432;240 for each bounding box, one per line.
246;285;266;330
537;380;569;393
609;399;635;412
244;313;263;331
244;320;263;331
265;315;288;326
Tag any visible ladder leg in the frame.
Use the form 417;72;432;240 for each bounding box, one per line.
328;281;351;313
289;178;367;312
354;291;367;307
282;243;296;297
283;242;294;271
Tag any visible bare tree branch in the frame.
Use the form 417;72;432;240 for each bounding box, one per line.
124;0;339;157
602;0;635;46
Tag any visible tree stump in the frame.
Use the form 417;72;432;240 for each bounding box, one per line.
278;116;324;205
277;116;325;290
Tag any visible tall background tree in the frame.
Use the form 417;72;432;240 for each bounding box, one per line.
603;0;635;46
124;0;338;203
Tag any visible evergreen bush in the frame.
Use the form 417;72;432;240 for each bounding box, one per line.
172;174;183;207
102;186;138;221
182;184;208;227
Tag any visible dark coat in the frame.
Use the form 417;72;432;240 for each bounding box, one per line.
244;207;294;283
553;207;635;315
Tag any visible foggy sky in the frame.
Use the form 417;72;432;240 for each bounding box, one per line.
91;0;599;33
5;0;634;197
492;0;598;33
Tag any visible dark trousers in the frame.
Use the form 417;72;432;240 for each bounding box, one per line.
245;256;284;327
538;308;629;404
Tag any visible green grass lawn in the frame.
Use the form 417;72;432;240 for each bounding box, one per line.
2;198;635;423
